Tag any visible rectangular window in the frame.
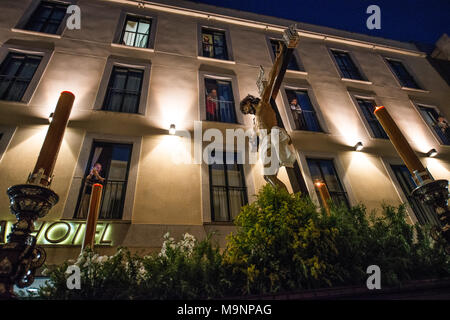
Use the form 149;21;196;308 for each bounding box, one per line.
205;78;236;123
390;164;439;225
286;89;322;132
270;39;301;71
103;66;143;114
120;15;152;48
74;141;133;220
286;160;309;195
386;59;420;89
201;28;228;60
307;158;349;208
209;152;248;222
418;105;450;145
356;98;389;139
0;52;42;102
24;1;68;34
331;50;364;80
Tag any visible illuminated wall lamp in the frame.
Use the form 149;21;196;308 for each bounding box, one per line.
169;124;176;135
354;142;364;151
48;112;54;123
427;148;438;158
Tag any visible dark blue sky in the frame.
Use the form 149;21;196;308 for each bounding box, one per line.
192;0;450;46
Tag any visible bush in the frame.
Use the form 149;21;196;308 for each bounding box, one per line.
223;186;450;295
39;233;230;299
37;185;450;299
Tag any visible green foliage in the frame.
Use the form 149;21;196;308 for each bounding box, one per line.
39;233;229;299
37;185;450;299
223;186;450;294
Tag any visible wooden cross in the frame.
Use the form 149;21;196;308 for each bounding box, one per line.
257;24;300;127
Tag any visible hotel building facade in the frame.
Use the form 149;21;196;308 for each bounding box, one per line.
0;0;449;265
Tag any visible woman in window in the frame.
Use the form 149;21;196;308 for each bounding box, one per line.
206;89;218;121
77;162;105;219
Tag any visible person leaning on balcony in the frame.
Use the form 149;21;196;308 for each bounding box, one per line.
206;89;218;120
78;162;105;219
437;115;450;141
289;97;302;127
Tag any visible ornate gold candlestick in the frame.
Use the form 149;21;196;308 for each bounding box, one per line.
0;91;75;299
374;106;450;252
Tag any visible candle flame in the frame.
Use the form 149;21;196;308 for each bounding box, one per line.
374;106;385;113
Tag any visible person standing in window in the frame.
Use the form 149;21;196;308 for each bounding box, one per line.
78;163;105;219
202;34;213;58
289;97;302;128
437;115;450;142
206;89;218;121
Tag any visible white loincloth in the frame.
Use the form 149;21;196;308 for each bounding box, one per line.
260;126;295;175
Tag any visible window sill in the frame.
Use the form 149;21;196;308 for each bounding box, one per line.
201;120;245;129
197;56;236;64
291;129;329;135
401;87;429;93
60;218;131;224
11;28;61;39
203;221;235;226
0;99;28;105
111;43;155;53
341;78;372;85
286;69;308;76
94;109;145;116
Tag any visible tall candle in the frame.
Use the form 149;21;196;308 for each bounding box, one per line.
82;183;103;251
315;181;331;215
30;91;75;186
374;106;430;185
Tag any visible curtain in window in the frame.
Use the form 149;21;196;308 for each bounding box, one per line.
213;33;225;59
107;70;127;112
104;67;142;113
217;81;234;123
122;70;142;113
90;147;103;169
123;20;138;46
227;163;245;219
295;91;320;132
212;187;229;221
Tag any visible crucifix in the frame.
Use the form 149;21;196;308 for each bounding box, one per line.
240;25;300;192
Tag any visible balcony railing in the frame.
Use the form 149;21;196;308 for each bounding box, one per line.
292;110;321;132
206;100;236;123
432;124;450;145
74;179;127;220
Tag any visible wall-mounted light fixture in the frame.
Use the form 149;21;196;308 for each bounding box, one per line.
169;124;176;135
48;112;54;123
427;148;437;158
354;141;363;151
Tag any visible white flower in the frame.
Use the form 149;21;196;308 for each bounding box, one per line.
96;255;108;263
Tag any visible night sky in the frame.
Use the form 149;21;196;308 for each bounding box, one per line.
192;0;450;46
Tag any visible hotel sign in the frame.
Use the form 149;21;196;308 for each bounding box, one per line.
0;220;113;246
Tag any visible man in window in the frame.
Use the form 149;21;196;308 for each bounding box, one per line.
289;97;302;128
77;162;105;219
437;115;450;142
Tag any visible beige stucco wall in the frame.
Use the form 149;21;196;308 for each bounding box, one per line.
0;0;449;263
